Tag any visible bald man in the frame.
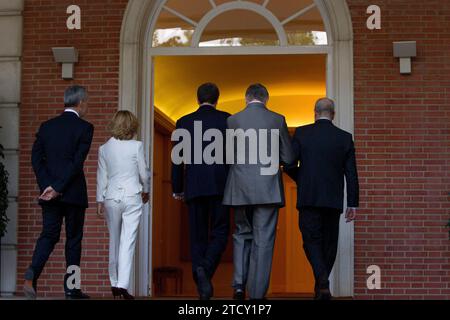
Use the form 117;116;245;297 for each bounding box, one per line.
286;98;359;300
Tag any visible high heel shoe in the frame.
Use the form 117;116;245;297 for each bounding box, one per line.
119;288;135;300
111;287;121;299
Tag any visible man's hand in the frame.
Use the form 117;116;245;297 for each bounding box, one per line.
173;193;184;201
97;202;105;218
142;192;150;204
345;207;357;223
39;186;60;201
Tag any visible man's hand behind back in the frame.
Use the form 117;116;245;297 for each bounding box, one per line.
39;186;61;201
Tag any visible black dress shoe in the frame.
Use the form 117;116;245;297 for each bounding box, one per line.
65;289;90;300
196;267;213;300
111;287;121;299
24;268;37;300
315;288;332;301
24;280;37;300
119;288;135;300
233;289;246;300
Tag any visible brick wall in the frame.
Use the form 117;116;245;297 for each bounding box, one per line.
18;0;128;297
348;0;450;299
17;0;450;299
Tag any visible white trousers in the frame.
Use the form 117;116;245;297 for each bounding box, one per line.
104;195;143;289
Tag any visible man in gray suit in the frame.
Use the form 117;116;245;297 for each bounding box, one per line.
223;84;294;300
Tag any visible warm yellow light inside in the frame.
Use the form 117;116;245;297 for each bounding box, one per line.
154;54;326;127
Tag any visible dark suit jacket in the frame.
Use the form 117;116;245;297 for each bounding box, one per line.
171;105;230;202
287;119;359;212
32;111;94;208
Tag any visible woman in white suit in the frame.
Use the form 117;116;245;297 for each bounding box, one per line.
97;111;150;300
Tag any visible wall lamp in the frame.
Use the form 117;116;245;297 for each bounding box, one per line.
52;47;79;80
393;41;417;75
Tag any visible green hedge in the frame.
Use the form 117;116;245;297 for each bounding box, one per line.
0;138;9;238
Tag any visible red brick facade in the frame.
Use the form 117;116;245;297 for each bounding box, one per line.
17;0;450;299
350;0;450;299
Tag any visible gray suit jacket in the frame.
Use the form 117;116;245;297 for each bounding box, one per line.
223;102;294;207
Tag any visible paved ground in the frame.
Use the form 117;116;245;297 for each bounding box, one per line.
1;296;352;300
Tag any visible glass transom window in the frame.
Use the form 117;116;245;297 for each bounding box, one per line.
152;0;328;48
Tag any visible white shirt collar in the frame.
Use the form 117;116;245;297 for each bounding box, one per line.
64;108;80;117
247;100;265;107
318;117;332;121
200;103;215;108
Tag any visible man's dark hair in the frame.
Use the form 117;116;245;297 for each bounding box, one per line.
64;85;87;108
197;83;220;105
246;83;269;103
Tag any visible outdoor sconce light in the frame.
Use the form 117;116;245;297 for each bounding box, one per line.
393;41;417;75
52;47;79;80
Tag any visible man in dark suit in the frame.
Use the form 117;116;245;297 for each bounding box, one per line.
172;83;230;300
24;85;94;300
287;98;359;300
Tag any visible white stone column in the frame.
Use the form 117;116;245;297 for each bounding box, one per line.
0;0;24;297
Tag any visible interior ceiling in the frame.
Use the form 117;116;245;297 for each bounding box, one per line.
154;54;326;127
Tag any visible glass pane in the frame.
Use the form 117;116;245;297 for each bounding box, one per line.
245;0;266;4
267;0;315;21
165;0;213;23
214;0;265;6
200;10;279;47
284;7;328;45
214;0;235;5
152;9;195;47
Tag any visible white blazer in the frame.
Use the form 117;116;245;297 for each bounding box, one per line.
97;137;151;202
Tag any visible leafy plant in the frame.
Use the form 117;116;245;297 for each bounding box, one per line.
447;220;450;240
0;130;9;238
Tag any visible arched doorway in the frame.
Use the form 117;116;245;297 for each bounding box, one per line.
119;0;354;298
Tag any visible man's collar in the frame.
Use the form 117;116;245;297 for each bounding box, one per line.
64;108;80;117
199;103;216;109
315;118;333;125
247;101;266;108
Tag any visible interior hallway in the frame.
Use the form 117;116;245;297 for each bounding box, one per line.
151;54;327;298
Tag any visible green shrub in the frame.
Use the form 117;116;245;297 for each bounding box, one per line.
0;135;9;238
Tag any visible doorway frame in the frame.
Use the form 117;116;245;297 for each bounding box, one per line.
119;0;354;298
